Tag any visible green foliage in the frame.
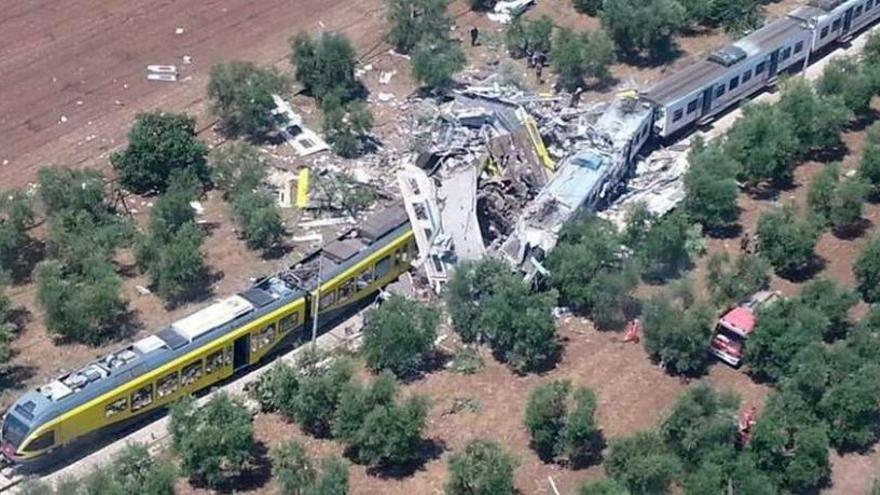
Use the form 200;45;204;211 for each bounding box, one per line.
777;77;850;155
855;234;880;303
289;358;355;437
271;440;350;495
860;122;880;193
577;479;630;495
231;190;285;250
817;56;878;116
642;295;714;376
445;439;517;495
211;141;269;199
322;98;375;158
745;298;827;382
0;189;34;278
706;252;770;306
818;362;880;450
446;259;560;372
600;0;686;59
207;61;289;139
505;16;554;58
110;112;209;194
809;164;868;233
35;258;127;344
524;380;570;461
682;138;740;232
660;384;739;464
725;104;799;187
546;216;636;329
605;431;682;495
350;395;429;466
560;387;602;465
681;0;762;32
46;210;132;274
550;28;616;91
572;0;603;15
755;206;820;276
411;39;467;90
290;32;359;102
808;164;840;223
635;211;692;281
137;173;207;304
797;278;856;341
251;362;300;414
332;372;397;442
749;391;831;493
362;295;439;377
38;167;106;217
169;394;254;489
449;346;485;374
387;0;453;54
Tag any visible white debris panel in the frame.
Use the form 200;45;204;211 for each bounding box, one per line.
271;95;330;158
488;0;535;23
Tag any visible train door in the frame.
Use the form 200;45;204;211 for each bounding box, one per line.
843;8;855;35
233;335;250;370
767;50;780;79
700;87;713;116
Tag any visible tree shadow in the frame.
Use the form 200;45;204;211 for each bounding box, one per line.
566;430;607;471
7;238;46;285
0;365;36;392
618;44;683;69
706;222;743;240
400;348;454;384
225;441;273;493
848;108;880;132
261;242;293;261
776;255;826;283
805;144;849;164
832;218;872;240
365;438;446;480
162;269;222;310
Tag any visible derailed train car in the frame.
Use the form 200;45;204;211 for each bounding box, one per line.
1;206;415;463
646;0;880;139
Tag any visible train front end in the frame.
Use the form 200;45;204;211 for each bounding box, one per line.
1;391;53;464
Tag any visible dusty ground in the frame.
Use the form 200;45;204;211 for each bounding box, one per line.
2;0;877;493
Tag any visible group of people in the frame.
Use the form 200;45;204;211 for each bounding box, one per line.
469;25;548;84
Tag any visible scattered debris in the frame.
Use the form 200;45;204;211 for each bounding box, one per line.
135;286;152;296
399;166;453;292
298;217;353;229
271;95;330;158
175;27;185;35
487;0;535;23
378;70;396;84
189;201;205;216
146;73;177;82
291;233;324;243
59;115;68;123
377;92;395;102
147;65;177;74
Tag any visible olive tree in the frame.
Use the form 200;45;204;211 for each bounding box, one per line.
755;206;820;276
600;0;686;60
207;61;289;139
855;234;880;303
291;32;360;102
642;295;714;376
362;295;439;377
682;138;740;233
860;122;880;193
445;440;517;495
169;394;255;489
745;299;827;382
660;384;739;464
705;252;770;306
604;431;682;494
271;440;349;495
110;112;209;193
411;39;466;91
386;0;453;54
550;28;616;91
0;189;34;279
726;104;799;187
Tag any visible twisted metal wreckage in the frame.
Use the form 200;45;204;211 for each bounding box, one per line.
396;83;668;290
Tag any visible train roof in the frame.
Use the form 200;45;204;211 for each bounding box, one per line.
10;205;410;429
645;16;806;107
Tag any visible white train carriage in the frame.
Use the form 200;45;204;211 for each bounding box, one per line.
645;0;880;139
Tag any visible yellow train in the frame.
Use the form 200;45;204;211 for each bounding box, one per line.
1;206;415;463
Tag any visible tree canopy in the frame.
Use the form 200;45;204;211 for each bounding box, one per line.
682;137;740;233
524;380;602;466
706;252;770;306
604;431;682;494
291;32;360;102
755;206;820;276
411;39;467;91
600;0;686;60
362;295;439;378
445;439;518;495
169;394;255;489
386;0;453;54
855;233;880;303
745;298;827;382
550;28;616;91
642;294;714;376
207;61;289;139
725;104;799;187
271;440;349;495
110;112;209;194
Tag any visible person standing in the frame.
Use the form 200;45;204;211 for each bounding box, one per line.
470;26;479;47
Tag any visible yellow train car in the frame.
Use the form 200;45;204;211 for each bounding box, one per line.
1;206;415;463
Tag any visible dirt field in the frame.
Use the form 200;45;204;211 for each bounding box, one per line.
3;0;878;493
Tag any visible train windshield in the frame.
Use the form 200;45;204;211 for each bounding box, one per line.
2;414;29;448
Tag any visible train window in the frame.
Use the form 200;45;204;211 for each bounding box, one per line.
24;431;54;452
755;62;766;74
742;70;752;83
855;5;863;17
672;109;683;122
869;0;874;10
686;99;698;114
182;360;203;386
821;26;830;39
206;349;229;374
157;372;179;398
105;397;128;417
320;289;337;308
781;47;791;61
715;84;725;98
280;313;299;334
339;279;356;300
258;324;275;348
729;76;739;91
131;384;154;412
832;18;841;31
794;41;804;54
376;255;392;279
356;267;374;290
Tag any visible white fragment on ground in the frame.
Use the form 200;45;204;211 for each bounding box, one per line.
378;92;395;102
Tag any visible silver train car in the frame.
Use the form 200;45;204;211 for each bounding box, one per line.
645;0;880;139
